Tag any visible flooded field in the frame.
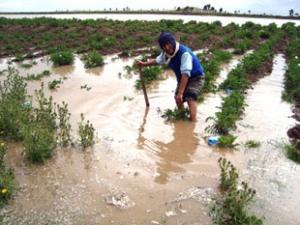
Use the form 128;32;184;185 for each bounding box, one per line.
0;52;299;225
2;13;300;26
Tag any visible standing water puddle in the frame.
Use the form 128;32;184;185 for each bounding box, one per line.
0;53;299;225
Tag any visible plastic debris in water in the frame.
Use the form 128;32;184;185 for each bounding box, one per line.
208;136;220;146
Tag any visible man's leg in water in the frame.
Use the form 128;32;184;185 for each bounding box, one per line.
187;100;197;122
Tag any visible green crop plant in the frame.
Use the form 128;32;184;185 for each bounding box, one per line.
0;67;29;140
33;85;57;131
206;91;246;135
244;140;261;148
218;135;238;148
197;49;233;98
283;40;300;103
135;66;163;90
218;157;239;191
210;158;263;225
82;51;104;68
161;107;189;121
219;65;250;91
48;79;62;90
0;141;14;207
22;121;56;163
284;142;300;163
79;114;95;149
56;102;72;147
22;85;57;163
50;50;74;66
25;70;51;81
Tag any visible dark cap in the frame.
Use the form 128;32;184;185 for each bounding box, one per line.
158;32;176;49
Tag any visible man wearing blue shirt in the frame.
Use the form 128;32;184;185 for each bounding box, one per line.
137;32;204;122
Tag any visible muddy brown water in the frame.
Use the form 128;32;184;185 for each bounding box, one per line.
0;53;299;225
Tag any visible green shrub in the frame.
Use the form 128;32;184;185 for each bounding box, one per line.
79;114;95;149
50;50;74;66
82;51;104;68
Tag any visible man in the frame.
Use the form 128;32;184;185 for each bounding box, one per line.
137;32;204;122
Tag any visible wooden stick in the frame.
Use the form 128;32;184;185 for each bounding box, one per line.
139;67;150;107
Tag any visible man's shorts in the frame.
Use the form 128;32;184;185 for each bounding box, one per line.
175;76;204;102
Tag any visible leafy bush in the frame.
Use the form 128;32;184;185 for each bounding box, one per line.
79;114;95;149
82;51;104;68
50;50;74;66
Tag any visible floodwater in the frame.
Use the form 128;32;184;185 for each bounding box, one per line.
0;52;299;225
1;13;300;26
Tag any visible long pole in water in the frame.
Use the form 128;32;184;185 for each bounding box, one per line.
139;67;150;107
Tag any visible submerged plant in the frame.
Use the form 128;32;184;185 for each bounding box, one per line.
79;114;95;149
218;135;238;148
25;70;50;81
244;140;261;148
48;79;62;90
161;108;189;121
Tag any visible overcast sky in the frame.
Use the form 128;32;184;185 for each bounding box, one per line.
0;0;299;16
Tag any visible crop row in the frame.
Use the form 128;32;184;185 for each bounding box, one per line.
0;17;278;59
207;31;284;135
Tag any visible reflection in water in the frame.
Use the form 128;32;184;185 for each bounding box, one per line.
137;112;198;184
154;122;197;184
52;64;75;76
86;66;104;76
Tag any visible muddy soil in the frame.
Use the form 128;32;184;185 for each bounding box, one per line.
0;53;299;225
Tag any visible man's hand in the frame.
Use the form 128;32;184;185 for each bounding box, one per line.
175;93;183;105
134;60;145;68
